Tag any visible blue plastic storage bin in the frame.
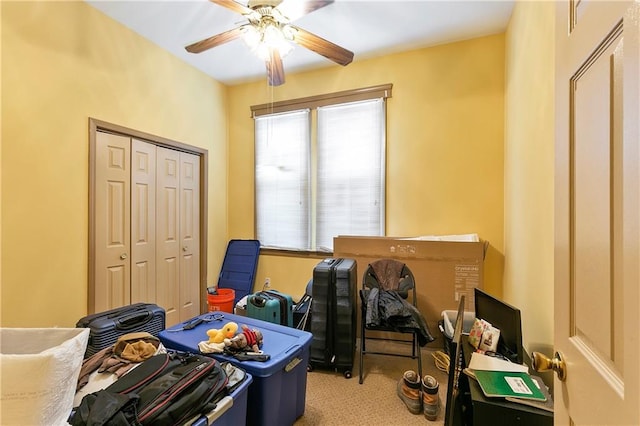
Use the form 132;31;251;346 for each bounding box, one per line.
159;312;312;426
191;372;252;426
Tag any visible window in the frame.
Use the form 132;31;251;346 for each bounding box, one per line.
255;110;311;250
253;85;391;252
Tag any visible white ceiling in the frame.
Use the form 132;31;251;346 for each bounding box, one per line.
86;0;515;86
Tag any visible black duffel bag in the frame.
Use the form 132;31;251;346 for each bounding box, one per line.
71;351;229;426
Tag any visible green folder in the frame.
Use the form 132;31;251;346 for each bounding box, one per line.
474;370;547;401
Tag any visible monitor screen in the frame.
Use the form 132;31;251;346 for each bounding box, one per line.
474;288;523;364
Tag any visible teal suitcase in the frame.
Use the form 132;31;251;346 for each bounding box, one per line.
247;290;293;327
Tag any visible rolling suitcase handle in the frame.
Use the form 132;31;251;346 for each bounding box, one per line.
250;293;268;308
116;311;154;330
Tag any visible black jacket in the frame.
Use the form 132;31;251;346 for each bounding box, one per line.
363;287;435;346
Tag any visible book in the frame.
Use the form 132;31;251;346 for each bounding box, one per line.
474;370;547;401
463;367;477;380
505;375;554;412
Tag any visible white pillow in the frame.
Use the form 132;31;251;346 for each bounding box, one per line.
1;328;89;425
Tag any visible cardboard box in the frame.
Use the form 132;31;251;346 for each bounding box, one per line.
333;235;487;348
234;295;248;316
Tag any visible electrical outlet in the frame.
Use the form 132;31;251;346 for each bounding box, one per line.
264;277;271;288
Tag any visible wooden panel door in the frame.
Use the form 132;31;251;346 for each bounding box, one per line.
179;151;200;321
554;0;640;424
95;132;131;312
92;123;204;323
131;139;156;304
156;146;181;327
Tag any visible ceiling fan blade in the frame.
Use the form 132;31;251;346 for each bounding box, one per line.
276;0;333;22
209;0;254;16
265;48;285;86
290;25;354;66
185;26;245;54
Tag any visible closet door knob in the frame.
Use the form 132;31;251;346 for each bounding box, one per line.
120;253;128;260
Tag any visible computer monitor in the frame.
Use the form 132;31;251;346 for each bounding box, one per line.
474;288;524;364
444;295;465;426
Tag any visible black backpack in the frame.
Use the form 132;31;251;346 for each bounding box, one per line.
72;351;229;426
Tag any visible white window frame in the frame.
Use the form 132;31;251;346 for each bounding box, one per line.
252;84;392;252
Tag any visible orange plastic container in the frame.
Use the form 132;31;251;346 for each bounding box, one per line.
207;288;235;313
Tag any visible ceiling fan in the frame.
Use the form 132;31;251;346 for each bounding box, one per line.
185;0;354;86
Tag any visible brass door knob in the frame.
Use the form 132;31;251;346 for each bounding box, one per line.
532;351;567;381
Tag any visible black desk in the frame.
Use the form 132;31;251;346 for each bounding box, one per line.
459;336;553;426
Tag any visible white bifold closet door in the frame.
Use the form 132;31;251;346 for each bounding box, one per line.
95;131;200;326
155;145;200;326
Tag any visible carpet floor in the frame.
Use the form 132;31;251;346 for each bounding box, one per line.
294;340;449;425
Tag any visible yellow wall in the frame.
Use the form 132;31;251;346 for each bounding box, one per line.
0;0;3;324
504;1;555;356
1;1;229;327
227;35;506;300
1;1;556;361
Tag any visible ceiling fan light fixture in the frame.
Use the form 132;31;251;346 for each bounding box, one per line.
242;22;294;61
188;0;352;86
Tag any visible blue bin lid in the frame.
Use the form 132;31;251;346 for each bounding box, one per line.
159;312;312;378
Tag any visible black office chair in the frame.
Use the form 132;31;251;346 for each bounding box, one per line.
358;259;423;384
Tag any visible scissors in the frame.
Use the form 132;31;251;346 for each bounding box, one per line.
166;313;225;332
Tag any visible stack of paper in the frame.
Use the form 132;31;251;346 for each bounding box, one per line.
464;351;529;379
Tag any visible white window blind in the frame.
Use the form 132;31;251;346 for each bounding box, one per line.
253;87;389;252
255;110;311;250
316;99;386;250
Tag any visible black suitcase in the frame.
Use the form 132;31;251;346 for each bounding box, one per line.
309;258;357;378
293;279;313;331
77;303;165;358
